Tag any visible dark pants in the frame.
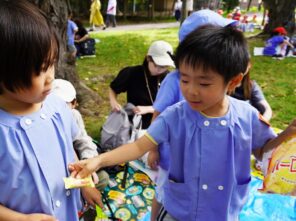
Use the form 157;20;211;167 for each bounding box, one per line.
157;206;177;221
106;14;116;27
174;9;181;21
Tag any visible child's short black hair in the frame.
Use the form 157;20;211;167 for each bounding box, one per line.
0;0;59;94
175;25;249;83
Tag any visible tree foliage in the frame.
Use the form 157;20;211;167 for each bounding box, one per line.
222;0;239;12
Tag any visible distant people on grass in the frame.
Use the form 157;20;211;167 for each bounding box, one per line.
105;0;117;29
217;9;223;15
263;26;294;59
108;40;175;130
174;0;182;21
238;14;258;32
52;79;109;207
67;13;78;59
187;0;193;16
232;6;241;21
74;19;90;57
89;0;106;31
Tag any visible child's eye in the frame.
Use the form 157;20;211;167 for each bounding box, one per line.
181;79;188;84
200;83;211;87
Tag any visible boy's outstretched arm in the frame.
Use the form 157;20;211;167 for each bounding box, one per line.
253;118;296;160
69;135;157;178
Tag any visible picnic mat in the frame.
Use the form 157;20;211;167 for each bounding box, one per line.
98;158;296;221
102;162;156;221
253;47;296;57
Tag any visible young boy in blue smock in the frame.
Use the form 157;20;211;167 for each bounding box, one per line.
70;25;296;221
147;11;238;220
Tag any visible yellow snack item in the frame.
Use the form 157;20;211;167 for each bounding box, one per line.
95;205;109;221
63;176;95;189
261;136;296;195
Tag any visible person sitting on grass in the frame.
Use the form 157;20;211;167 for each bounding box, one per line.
69;25;296;221
74;19;90;57
263;26;294;59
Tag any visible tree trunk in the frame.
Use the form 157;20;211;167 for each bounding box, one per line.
247;0;253;11
28;0;102;116
263;0;296;35
123;0;128;20
148;0;155;20
181;0;187;23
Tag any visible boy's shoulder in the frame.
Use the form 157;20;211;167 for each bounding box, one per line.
229;96;259;120
229;96;255;110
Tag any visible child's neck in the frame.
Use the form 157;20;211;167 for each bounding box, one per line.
0;96;42;116
201;96;229;118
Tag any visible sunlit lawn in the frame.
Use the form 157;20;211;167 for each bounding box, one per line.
76;27;296;140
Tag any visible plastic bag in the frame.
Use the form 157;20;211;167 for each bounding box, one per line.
261;136;296;195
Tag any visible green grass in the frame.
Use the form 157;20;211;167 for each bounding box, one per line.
76;28;296;139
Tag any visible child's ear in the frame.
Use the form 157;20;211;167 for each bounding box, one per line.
227;73;244;92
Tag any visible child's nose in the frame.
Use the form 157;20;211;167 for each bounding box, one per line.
189;84;199;96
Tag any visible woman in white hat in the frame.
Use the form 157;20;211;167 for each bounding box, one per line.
109;40;175;129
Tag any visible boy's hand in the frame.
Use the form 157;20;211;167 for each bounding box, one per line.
282;118;296;139
69;157;100;179
81;187;104;209
147;149;159;170
24;213;57;221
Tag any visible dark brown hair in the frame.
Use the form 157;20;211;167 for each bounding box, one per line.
175;25;249;84
0;0;59;94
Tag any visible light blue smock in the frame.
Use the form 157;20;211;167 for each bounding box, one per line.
153;70;184;169
147;97;276;221
67;20;78;46
0;94;81;221
153;70;184;113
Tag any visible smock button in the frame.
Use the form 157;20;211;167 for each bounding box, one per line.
25;119;32;125
55;200;61;208
40;113;46;119
202;184;208;190
220;120;227;126
203;121;210;126
218;185;224;190
66;190;71;196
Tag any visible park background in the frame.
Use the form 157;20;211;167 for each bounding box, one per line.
27;0;295;140
77;26;296;140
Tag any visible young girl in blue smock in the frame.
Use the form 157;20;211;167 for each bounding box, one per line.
70;25;296;221
0;1;89;220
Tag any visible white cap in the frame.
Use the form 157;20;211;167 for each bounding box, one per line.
52;79;76;102
147;40;175;67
